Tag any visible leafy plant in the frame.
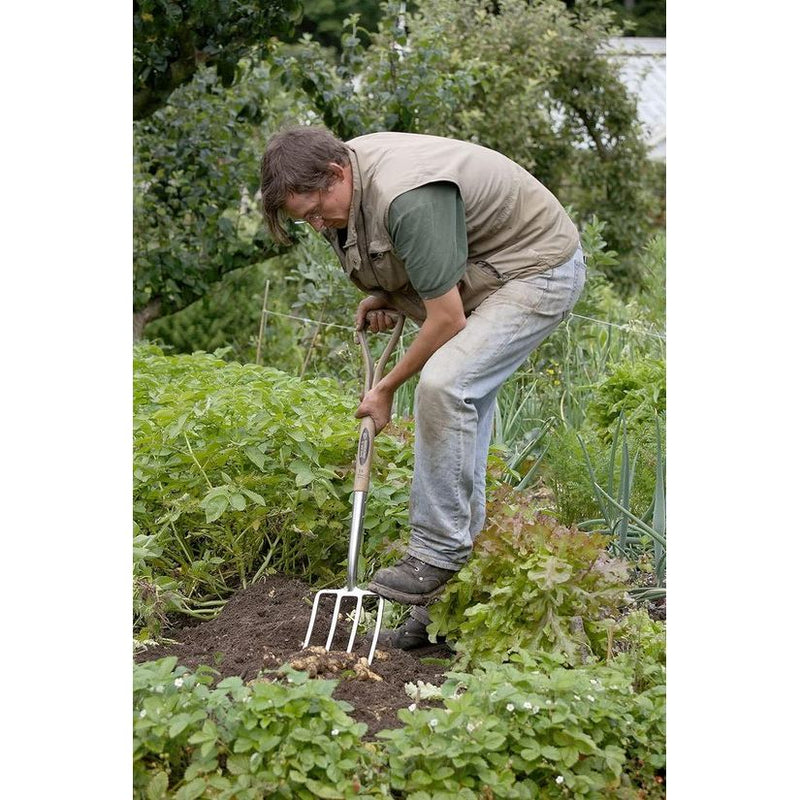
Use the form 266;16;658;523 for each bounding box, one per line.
133;61;301;337
133;344;416;634
427;490;631;667
133;657;388;799
610;609;666;693
579;424;666;602
380;650;665;798
587;360;666;445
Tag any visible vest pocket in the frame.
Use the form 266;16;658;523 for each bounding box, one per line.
364;249;409;292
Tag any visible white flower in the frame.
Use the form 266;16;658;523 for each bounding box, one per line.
428;718;439;729
545;699;553;705
589;679;598;686
523;702;532;710
555;775;564;785
139;709;147;718
573;694;581;701
506;703;515;712
154;685;164;694
408;703;417;712
533;706;540;713
467;722;476;733
331;729;339;736
587;695;596;703
174;678;184;688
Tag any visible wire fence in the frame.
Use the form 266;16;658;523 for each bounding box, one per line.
260;308;667;342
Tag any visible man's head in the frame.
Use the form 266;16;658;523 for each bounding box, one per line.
260;126;353;244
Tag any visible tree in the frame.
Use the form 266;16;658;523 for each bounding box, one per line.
135;0;663;341
278;0;659;265
295;0;392;51
133;0;302;120
133;63;300;338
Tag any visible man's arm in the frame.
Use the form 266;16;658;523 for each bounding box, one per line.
354;182;468;432
355;285;465;432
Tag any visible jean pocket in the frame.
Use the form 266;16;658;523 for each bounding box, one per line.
459;260;509;313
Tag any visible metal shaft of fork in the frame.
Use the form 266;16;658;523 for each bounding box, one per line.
346;491;368;589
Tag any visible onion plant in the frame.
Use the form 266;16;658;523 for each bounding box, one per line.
578;415;666;601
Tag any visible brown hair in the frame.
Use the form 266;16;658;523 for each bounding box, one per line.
260;125;350;244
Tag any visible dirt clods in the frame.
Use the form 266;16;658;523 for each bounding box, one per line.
135;574;452;736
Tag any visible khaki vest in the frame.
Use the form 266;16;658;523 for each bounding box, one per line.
323;132;578;324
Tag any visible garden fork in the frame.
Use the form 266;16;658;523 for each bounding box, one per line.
302;311;406;664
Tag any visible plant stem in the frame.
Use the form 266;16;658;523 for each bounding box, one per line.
183;433;213;490
255;278;271;366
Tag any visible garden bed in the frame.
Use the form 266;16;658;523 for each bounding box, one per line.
135;574;452;737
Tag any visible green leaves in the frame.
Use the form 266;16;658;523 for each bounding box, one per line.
381;655;665;799
429;490;631;668
134;657;384;799
289;459;316;487
133;345;415;623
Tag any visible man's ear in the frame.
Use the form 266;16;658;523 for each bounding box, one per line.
327;161;347;182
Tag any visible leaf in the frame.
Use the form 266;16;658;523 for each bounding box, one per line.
304;779;345;799
203;494;228;523
520;743;541;762
540;745;561;760
168;712;194;738
174;777;207;800
229;493;246;511
242;489;266;506
243;445;265;470
289;459;315;487
146;771;169;800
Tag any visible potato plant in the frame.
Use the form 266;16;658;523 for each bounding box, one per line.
133;344;415;636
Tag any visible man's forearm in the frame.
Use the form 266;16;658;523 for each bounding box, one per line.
377;287;466;393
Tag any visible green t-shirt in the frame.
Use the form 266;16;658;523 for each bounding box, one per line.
387;181;467;300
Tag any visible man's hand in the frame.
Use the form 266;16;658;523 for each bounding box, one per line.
354;286;466;435
355;383;395;434
355;293;396;332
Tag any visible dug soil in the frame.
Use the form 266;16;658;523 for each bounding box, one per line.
135;575;452;738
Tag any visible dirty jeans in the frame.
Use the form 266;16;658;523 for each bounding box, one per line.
406;245;586;576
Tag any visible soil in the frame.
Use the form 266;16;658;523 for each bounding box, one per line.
135;575;452;738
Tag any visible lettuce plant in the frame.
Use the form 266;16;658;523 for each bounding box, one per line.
428;490;631;667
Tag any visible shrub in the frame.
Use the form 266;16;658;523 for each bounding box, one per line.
427;490;631;667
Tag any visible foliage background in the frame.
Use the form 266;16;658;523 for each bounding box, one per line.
131;1;669;797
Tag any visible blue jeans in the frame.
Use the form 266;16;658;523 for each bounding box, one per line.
406;246;586;571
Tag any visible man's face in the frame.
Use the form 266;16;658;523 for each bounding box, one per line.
283;162;352;232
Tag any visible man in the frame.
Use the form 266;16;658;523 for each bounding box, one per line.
260;126;585;649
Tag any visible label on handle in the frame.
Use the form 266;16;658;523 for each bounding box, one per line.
354;417;375;493
358;427;371;465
